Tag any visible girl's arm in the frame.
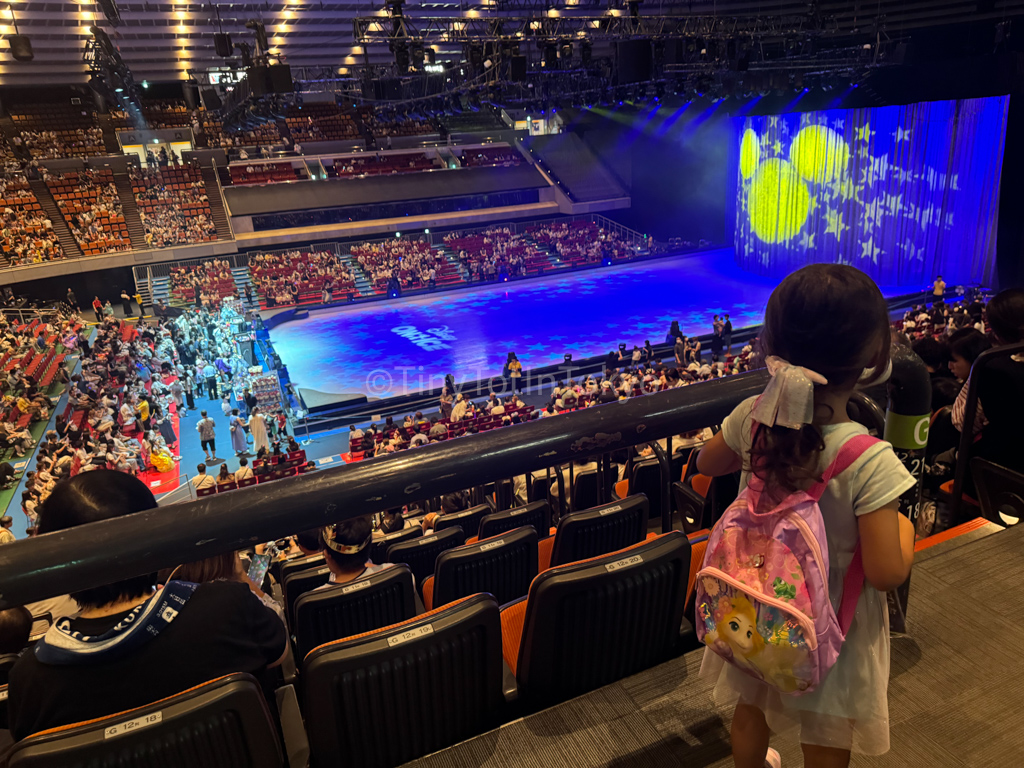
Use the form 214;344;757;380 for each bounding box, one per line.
695;431;742;477
857;501;915;592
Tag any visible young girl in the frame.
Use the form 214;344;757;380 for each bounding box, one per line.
696;264;917;768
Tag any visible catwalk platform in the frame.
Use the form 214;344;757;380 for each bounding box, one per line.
269;250;919;400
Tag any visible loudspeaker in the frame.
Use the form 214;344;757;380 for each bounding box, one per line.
201;89;223;111
616;40;652;84
214;32;233;57
510;55;527;82
247;65;268;97
9;35;33;63
268;63;293;94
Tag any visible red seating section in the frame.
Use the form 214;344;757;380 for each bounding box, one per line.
0;172;65;266
229;161;307;186
131;164;217;248
285;104;359;143
462;146;523;168
249;250;356;309
332;151;439;178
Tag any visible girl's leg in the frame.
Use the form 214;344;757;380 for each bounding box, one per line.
732;703;772;768
801;744;850;768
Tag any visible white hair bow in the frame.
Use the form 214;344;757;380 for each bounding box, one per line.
751;356;829;430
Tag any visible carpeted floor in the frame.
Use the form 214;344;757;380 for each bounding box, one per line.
408;521;1015;768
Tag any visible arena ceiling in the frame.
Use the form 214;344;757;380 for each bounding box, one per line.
1;0;1023;88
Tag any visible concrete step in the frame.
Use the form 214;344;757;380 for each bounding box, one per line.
28;179;83;259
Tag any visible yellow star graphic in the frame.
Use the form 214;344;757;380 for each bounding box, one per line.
772;140;783;155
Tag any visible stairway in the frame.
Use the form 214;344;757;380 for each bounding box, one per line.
96;113;122;155
28;180;83;258
231;266;254;308
132;272;154;309
440;246;470;281
527;241;570;272
200;166;233;241
150;276;174;307
338;252;376;297
112;173;146;250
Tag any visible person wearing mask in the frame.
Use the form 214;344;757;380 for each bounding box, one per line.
7;472;287;741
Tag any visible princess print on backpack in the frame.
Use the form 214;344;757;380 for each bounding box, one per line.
693;264;918;761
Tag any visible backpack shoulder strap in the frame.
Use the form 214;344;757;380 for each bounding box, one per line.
809;431;883;636
806;433;881;502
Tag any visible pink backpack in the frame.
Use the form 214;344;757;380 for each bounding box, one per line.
695;433;877;695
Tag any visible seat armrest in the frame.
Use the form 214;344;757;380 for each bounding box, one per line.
502;660;519;705
678;616;699;653
275;683;309;768
280;640;297;685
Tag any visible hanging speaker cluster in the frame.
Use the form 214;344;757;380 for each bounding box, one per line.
214;32;233;58
9;35;33;62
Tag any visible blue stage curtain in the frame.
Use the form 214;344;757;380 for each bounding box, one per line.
734;96;1009;287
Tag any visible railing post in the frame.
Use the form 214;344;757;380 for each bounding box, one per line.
648;441;673;534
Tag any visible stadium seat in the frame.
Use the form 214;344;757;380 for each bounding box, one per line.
3;673;284;768
0;652;17;730
238;477;259;488
386;526;466;587
500;531;691;710
973;458;1024;526
369;526;421;563
279;553;325;584
422;526;539;611
196;486;217;498
293;564;417;660
571;469;602;511
477;500;551;541
540;494;649;572
282;560;333;623
432;503;489;536
303;593;505;768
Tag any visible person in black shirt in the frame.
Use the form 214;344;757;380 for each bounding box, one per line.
8;471;287;742
722;314;733;354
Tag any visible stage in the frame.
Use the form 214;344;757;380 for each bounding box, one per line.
268;250;920;400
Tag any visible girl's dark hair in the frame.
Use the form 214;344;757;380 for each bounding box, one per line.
39;471;158;609
948;328;991;365
379;507;405;534
750;264;891;493
160;551;237;585
986;287;1024;344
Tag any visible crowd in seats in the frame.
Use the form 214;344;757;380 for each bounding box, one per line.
461;145;523;168
8;104;105;160
527;220;635;266
44;169;131;255
284;104;360;143
111;100;193;131
445;227;541;280
228;161;306;186
363;111;436;138
349;238;456;292
0;314;78;474
0;172;64;266
130;163;217;248
249;250;355;308
169;259;237;309
198;117;281;149
332;151;439;178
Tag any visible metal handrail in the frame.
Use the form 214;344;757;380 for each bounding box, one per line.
0;371;769;608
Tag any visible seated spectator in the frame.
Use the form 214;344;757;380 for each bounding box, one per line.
216;463;233;485
421;490;470;532
0;605;31;655
319;517;396;588
949;328;993;435
911;336;958;410
7;471;287;741
375;507;413;537
966;288;1024;484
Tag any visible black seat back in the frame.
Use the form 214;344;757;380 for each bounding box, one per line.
279;552;324;585
283;561;334;623
550;495;649;568
369;526;421;563
515;532;689;709
433;503;489;536
294;564;417;660
571;470;601;511
303;593;504;768
477;500;551;540
5;673;284;768
629;459;665;523
0;653;17;686
433;526;538;608
386;526;466;586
